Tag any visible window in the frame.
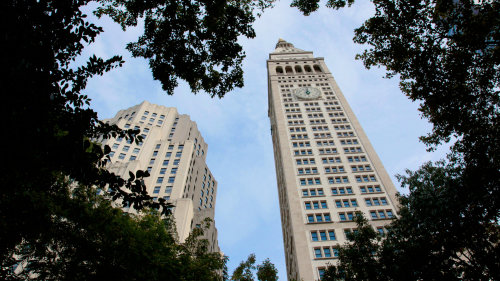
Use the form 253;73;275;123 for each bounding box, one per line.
171;168;177;174
118;153;126;160
320;231;327;241
168;177;175;183
112;143;119;149
176;152;182;157
153;186;161;193
323;248;331;257
166;152;172;157
305;203;311;209
307;213;332;223
147;167;152;173
311;232;318;241
319;269;325;279
109;151;115;157
122;146;130;152
129;156;136;161
157;177;164;183
173;159;180;165
160;115;165;119
132;148;139;154
315;248;322;258
162;160;169;166
360;185;382;193
149;159;155;164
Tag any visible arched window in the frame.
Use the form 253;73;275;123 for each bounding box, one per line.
313;65;323;72
285;66;293;74
304;65;313;73
295;65;303;73
276;66;284;74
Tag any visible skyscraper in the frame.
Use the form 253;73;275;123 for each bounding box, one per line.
267;39;399;280
101;101;220;252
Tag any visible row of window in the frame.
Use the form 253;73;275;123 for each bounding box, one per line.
338;210;394;221
299;175;377;185
311;227;387;243
290;132;354;140
156;177;175;184
304;198;387;209
302;185;384;196
296;155;368;165
153;186;172;194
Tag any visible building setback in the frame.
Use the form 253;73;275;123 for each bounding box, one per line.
267;39;399;281
101;101;220;253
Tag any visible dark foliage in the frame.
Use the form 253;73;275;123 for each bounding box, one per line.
288;1;500;280
1;0;272;278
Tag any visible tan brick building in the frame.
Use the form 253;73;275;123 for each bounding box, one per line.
267;39;399;281
101;101;221;252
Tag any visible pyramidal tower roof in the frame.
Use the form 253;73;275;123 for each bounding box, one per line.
272;38;307;54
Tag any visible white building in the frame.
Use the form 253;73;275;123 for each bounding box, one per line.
101;101;220;252
267;39;399;280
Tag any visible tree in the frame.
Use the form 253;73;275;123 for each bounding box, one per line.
231;254;279;281
286;1;500;280
3;178;227;281
324;161;500;280
1;0;274;276
256;258;279;281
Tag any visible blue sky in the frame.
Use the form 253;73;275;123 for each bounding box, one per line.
79;0;450;278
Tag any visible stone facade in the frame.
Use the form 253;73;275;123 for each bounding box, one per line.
267;39;398;281
101;101;220;252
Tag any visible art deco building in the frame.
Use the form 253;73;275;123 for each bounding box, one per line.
267;39;399;280
100;101;220;252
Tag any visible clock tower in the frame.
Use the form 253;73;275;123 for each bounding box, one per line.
267;39;399;281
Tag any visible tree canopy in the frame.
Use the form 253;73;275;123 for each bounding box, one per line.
3;179;227;280
1;0;273;278
231;254;279;281
287;0;500;279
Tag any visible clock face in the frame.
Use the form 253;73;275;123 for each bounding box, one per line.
294;87;321;100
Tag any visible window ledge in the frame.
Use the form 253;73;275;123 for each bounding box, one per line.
352;170;372;173
297;173;320;176
325;171;346;174
307;221;333;224
314;257;338;260
332;193;356;196
337;136;355;138
302;195;326;198
314;137;333;139
344;151;363;154
319;152;339;155
371;217;395;221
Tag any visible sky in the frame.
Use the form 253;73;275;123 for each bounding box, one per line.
79;0;451;279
